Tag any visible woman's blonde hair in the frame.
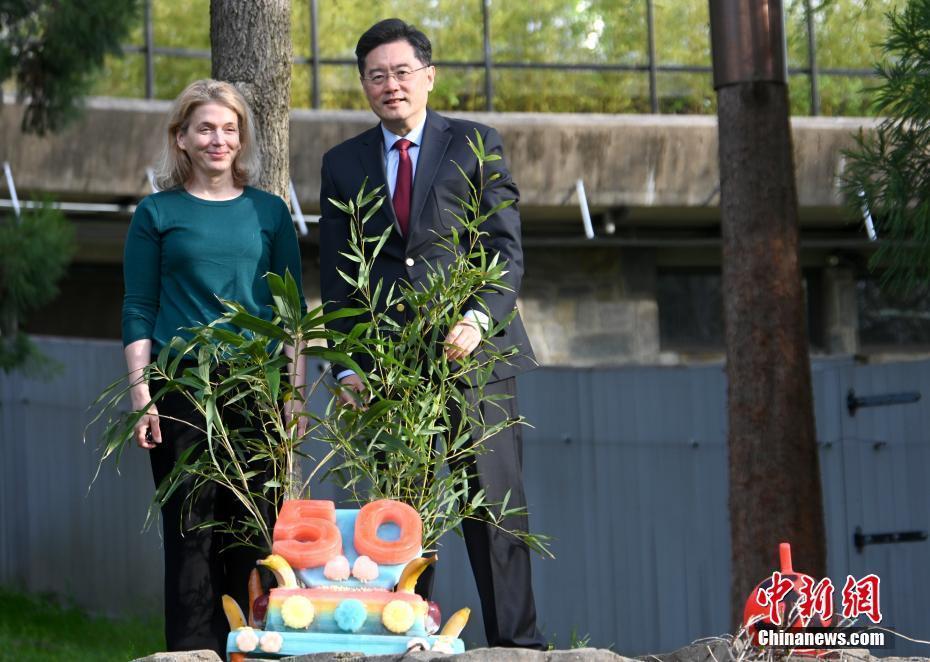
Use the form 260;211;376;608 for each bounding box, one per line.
153;79;260;190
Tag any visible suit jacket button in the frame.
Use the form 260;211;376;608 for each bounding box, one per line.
396;303;405;313
405;257;415;267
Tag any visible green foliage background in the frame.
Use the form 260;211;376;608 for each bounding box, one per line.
0;585;163;661
88;0;901;116
0;205;76;374
0;0;140;133
842;0;930;293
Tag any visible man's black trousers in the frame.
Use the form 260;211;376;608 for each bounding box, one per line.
416;376;545;650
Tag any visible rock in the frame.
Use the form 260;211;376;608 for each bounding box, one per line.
638;640;732;662
448;648;545;662
282;655;368;661
139;644;930;662
280;647;631;661
131;652;222;662
636;641;930;662
546;648;637;662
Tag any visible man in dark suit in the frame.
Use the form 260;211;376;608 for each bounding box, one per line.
318;18;544;650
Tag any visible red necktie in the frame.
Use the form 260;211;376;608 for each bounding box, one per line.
392;138;413;236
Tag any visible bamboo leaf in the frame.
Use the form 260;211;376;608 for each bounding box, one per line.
227;313;289;341
265;364;281;402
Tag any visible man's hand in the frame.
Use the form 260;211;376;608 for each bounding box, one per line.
444;318;481;361
338;373;366;409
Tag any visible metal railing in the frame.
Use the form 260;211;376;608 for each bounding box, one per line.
123;0;875;116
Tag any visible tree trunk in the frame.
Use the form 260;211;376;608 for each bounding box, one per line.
210;0;291;201
210;1;299;496
717;81;826;626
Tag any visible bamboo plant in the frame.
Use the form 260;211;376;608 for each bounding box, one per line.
90;130;549;557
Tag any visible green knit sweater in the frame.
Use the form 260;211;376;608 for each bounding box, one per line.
122;186;305;353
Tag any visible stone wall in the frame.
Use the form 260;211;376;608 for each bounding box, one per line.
520;247;660;365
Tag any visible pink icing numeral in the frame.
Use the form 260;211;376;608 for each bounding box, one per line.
273;500;342;569
353;500;422;565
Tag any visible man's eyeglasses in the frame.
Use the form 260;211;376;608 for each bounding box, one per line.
361;65;430;86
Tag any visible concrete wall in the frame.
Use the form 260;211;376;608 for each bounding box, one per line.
0;98;874;215
3;99;880;367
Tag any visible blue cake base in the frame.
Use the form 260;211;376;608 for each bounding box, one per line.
225;629;465;659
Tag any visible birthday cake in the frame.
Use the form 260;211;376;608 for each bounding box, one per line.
223;499;468;659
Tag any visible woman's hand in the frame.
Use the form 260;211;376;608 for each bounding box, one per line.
131;386;161;449
284;398;307;439
124;339;160;449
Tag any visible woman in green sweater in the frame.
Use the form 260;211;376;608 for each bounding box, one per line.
121;79;306;655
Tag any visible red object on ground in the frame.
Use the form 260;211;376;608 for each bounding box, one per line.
742;542;832;655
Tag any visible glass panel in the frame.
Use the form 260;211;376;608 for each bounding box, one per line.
659;270;818;350
93;0;209;100
788;74;813;116
154;0;210;50
291;1;313;74
656;72;714;114
492;69;650;113
318;65;370;111
784;0;811;70
313;63;488;112
291;62;313;110
657;271;724;349
91;12;144;99
421;4;484;61
153;55;211;101
654;0;711;68
491;2;647;66
813;0;902;70
858;279;930;347
92;52;145;99
317;1;483;65
817;74;880;117
86;0;911;117
432;66;487;112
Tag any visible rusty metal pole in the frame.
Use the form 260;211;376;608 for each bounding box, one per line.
310;0;320;109
646;0;658;113
482;0;493;111
709;0;787;88
143;0;154;99
804;0;821;115
709;0;826;629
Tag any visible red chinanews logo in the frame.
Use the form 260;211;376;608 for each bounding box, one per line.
743;542;883;653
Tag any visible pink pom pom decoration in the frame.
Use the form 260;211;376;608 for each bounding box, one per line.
352;555;379;582
323;555;351;581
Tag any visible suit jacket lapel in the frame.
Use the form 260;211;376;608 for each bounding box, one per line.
358;125;397;227
410;110;451;239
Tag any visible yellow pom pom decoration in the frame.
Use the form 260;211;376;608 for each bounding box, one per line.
281;595;315;629
382;599;416;633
